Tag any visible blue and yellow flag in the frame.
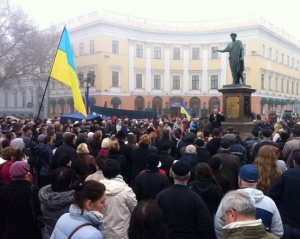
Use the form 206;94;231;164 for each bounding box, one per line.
50;27;86;116
180;101;192;120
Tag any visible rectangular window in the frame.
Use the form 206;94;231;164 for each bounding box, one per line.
287;81;289;93
14;91;17;107
211;75;218;89
276;51;278;62
173;48;180;60
292;58;294;68
287;56;289;66
192;75;199;89
22;91;26;107
262;44;265;57
192;47;200;60
154;75;161;89
268;76;272;90
136;44;143;58
60;104;64;114
4;92;8;107
243;44;247;56
154;47;161;59
112;40;119;54
275;78;278;91
281;79;284;92
60;82;64;88
282;54;284;64
136;74;142;88
173;76;180;89
211;47;218;59
51;104;55;114
261;74;265;89
30;89;34;103
297;60;299;70
297;83;299;95
79;43;84;56
269;47;272;59
292;82;294;94
112;71;119;87
89;40;94;54
51;81;55;89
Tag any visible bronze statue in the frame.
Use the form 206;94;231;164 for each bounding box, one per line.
214;33;244;84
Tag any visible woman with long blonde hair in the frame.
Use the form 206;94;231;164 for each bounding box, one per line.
253;145;281;196
271;123;283;142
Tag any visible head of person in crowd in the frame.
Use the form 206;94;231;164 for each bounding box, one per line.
102;159;121;179
238;164;259;188
127;133;137;144
223;134;236;143
93;131;102;141
261;129;272;139
57;154;72;167
39;127;46;135
9;161;30;181
171;161;191;183
212;128;221;138
209;157;222;170
108;140;120;152
149;132;157;145
292;128;300;138
76;143;90;155
161;143;171;154
253;145;281;196
226;126;234;134
87;132;94;140
138;134;151;148
278;131;289;141
6;131;16;141
185;145;196;155
220;140;231;150
273;123;282;133
293;152;300;167
62;125;71;132
37;134;45;143
116;130;126;142
64;133;77;145
101;138;111;149
51;167;74;192
196;131;204;139
162;129;170;138
146;153;161;170
128;199;167;239
251;130;259;138
23;126;32;137
0;146;15;161
185;132;195;142
72;180;106;214
10;138;25;150
195;139;205;149
221;190;256;225
55;123;63;132
42;136;53;146
94;155;107;171
203;130;210;138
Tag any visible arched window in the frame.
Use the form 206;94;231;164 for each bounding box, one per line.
57;98;65;114
209;97;220;114
189;97;200;117
152;97;162;115
111;97;121;109
135;96;145;111
67;98;74;113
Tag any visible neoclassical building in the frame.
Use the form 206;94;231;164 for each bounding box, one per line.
49;10;300;119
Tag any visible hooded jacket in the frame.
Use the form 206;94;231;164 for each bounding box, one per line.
214;188;283;239
39;185;74;239
100;176;137;239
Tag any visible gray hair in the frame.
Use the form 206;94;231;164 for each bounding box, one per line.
185;145;196;154
222;191;256;218
172;172;190;181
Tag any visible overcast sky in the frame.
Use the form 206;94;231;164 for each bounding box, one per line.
11;0;300;40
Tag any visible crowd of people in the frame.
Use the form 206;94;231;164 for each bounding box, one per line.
0;111;299;239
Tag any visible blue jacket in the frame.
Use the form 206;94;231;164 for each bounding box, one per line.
51;204;104;239
36;144;53;175
270;167;300;230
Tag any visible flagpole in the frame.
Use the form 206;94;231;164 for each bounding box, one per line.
29;26;66;148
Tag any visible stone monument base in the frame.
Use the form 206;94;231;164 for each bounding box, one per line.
218;84;256;137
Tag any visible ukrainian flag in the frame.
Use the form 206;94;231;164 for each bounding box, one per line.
50;27;86;116
180;101;192;120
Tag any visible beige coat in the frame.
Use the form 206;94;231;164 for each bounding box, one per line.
100;176;137;239
282;137;300;167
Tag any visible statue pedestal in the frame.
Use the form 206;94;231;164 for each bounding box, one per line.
218;84;256;135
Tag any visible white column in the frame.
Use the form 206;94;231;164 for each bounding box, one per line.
146;42;151;92
221;42;227;86
183;44;189;92
164;43;170;92
202;44;208;93
129;40;135;91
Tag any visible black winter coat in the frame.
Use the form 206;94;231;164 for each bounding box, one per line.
156;137;175;156
159;152;175;181
205;137;222;156
212;169;232;194
196;148;212;163
52;143;78;172
0;180;42;239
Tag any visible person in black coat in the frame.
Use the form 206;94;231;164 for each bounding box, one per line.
180;145;199;182
132;134;157;183
176;132;195;159
159;143;175;183
156;129;175;156
208;157;232;194
0;161;42;239
51;133;79;172
134;153;170;201
205;128;222;156
156;161;214;239
209;109;225;130
195;139;211;163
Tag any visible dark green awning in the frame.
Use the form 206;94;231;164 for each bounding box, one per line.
281;99;287;105
90;97;96;106
111;97;121;105
57;98;65;105
67;98;74;104
49;98;56;105
260;97;267;105
268;98;274;105
274;99;281;105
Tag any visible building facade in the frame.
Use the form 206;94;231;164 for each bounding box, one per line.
49;11;300;120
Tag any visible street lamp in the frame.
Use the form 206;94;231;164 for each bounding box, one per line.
78;71;96;114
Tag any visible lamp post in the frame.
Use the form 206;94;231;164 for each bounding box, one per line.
78;71;96;114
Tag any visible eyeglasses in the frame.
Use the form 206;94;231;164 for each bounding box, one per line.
220;210;231;222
